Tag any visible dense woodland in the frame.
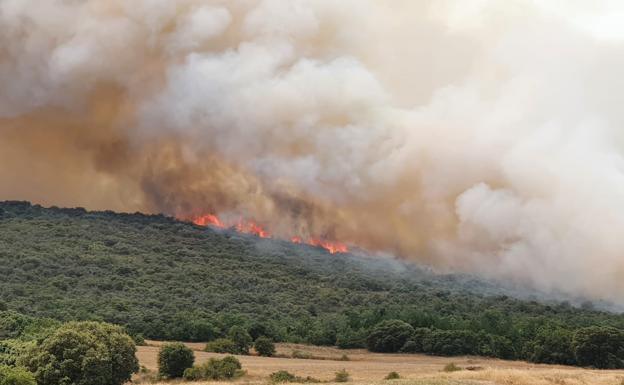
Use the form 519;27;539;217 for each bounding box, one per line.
1;201;624;368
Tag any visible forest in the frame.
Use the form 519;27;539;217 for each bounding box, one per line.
1;201;624;368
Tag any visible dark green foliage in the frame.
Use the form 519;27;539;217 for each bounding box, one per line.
205;338;239;354
157;342;194;379
183;356;243;380
529;327;575;365
400;328;431;353
228;325;253;354
23;321;138;385
1;202;624;368
367;320;414;352
573;326;624;369
336;328;367;349
423;329;481;356
254;337;276;357
0;366;36;385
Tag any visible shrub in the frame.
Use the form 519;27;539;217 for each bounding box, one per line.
269;370;322;384
183;356;243;380
254;336;276;357
0;366;36;385
205;338;239;354
132;333;146;346
573;326;624;369
367;320;414;353
23;321;138;385
334;369;350;382
384;371;400;380
291;350;312;359
228;326;253;354
269;370;297;383
443;363;461;372
338;354;350;361
158;342;194;379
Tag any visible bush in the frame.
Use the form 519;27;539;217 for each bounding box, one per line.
367;320;414;353
158;342;194;379
0;366;36;385
228;326;253;354
23;321;138;385
573;326;624;369
254;337;276;357
443;363;461;372
384;371;400;380
205;338;239;354
268;370;322;384
183;356;243;380
291;350;312;359
269;370;297;383
334;369;350;382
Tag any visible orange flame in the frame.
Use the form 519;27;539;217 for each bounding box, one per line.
192;214;224;228
236;218;270;238
191;213;348;253
308;238;349;254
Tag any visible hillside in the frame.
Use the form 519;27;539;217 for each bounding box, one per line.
1;201;624;365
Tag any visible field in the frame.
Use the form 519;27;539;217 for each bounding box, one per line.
135;342;624;385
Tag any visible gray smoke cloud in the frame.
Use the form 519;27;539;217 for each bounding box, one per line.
1;0;624;301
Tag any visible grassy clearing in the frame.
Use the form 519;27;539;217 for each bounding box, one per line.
135;342;624;385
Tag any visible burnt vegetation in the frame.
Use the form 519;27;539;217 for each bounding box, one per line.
1;201;624;368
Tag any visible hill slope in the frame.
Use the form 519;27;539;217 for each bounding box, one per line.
1;201;623;361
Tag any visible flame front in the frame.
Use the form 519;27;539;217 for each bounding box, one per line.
193;214;224;228
236;218;270;238
191;213;348;254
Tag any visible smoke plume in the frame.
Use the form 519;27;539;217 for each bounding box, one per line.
2;0;624;301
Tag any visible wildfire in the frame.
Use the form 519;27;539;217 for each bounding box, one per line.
191;213;348;254
308;238;349;254
235;218;270;238
192;214;224;228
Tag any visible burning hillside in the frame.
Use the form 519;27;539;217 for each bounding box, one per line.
1;1;624;302
191;213;348;253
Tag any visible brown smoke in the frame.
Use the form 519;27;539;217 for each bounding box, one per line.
2;0;624;301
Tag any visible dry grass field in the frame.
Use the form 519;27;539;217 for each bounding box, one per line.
134;341;624;385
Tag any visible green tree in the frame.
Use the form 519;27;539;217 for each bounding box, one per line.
573;326;624;369
529;327;575;365
23;321;138;385
0;366;36;385
367;320;414;353
228;326;252;354
158;342;194;379
254;337;276;357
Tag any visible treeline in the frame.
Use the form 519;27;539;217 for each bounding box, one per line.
364;319;624;368
1;201;624;368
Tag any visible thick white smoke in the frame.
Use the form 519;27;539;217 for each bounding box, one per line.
1;0;624;301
